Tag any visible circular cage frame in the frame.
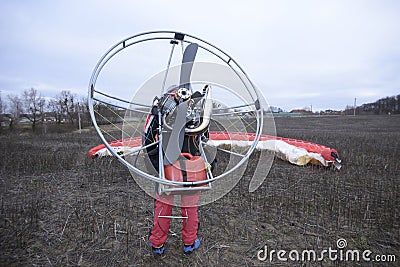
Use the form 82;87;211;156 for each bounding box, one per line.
88;30;265;187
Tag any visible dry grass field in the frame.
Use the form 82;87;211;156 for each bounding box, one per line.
0;115;399;266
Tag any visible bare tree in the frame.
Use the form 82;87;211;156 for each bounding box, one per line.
7;94;23;128
22;88;45;130
0;91;4;114
0;91;5;130
48;98;63;123
47;90;76;124
59;90;77;124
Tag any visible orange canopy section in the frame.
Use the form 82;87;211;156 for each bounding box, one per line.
88;131;341;169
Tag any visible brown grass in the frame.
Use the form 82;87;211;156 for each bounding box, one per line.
0;115;399;266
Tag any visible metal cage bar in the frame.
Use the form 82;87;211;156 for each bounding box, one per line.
88;31;264;188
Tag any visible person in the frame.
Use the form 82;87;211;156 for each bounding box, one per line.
143;87;209;256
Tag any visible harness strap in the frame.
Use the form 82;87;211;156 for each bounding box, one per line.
178;156;189;187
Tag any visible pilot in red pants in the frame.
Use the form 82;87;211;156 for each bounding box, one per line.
144;90;203;255
149;191;200;249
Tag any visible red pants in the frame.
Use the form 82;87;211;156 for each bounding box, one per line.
149;192;200;247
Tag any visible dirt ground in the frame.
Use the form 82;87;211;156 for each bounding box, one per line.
0;115;399;266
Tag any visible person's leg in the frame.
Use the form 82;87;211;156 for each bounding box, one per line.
181;192;200;246
149;193;173;247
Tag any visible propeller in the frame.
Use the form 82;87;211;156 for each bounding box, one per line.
163;43;198;165
180;43;198;89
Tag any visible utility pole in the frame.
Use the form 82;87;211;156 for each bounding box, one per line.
77;102;82;134
353;98;357;116
78;112;82;134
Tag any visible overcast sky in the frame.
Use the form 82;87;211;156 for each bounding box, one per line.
1;0;399;111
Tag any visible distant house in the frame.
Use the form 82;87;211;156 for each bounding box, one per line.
290;109;312;115
19;117;32;124
43;117;56;122
320;109;343;115
269;106;284;113
0;118;8;127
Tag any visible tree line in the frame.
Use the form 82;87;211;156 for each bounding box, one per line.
344;94;400;115
0;88;90;131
